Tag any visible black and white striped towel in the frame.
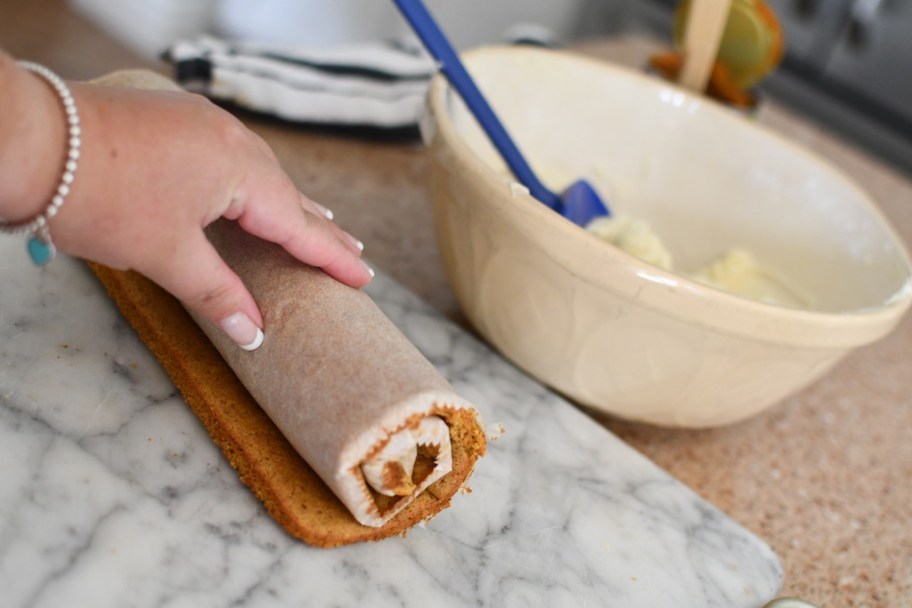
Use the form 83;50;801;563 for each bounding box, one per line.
166;36;437;129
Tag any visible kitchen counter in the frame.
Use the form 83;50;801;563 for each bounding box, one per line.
2;2;911;606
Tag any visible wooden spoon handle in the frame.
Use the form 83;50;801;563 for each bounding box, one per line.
679;0;733;93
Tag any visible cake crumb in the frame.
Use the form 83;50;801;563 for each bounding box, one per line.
487;422;506;441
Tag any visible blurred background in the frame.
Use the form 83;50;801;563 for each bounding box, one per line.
44;0;912;178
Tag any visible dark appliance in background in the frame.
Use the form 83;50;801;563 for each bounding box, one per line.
592;0;912;178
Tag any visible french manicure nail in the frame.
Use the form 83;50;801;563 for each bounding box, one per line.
219;312;265;351
344;231;365;252
313;202;334;221
362;260;375;279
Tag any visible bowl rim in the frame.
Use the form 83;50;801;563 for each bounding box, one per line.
425;45;912;349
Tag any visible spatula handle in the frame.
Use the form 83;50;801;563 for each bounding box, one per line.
392;0;561;209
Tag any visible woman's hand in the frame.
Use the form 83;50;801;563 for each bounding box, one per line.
42;79;371;349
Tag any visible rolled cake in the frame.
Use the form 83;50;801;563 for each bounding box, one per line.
193;220;483;528
87;70;485;546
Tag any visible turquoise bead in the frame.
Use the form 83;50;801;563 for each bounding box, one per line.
27;235;55;266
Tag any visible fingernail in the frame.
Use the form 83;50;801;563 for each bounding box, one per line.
362;260;375;280
344;231;365;252
219;312;265;351
313;202;334;221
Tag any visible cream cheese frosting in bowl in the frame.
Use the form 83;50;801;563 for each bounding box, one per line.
423;46;912;427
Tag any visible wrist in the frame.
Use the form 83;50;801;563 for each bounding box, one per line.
0;53;68;223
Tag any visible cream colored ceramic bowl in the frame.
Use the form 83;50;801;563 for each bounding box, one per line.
423;46;912;427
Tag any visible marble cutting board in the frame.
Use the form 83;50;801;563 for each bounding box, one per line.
0;241;782;608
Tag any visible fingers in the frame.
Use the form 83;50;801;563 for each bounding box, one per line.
240;132;363;253
237;177;374;288
143;232;265;351
299;193;365;255
147;135;372;354
153;166;370;353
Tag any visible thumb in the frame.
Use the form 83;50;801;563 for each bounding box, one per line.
144;231;265;351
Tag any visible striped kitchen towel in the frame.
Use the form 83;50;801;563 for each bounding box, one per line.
166;36;437;129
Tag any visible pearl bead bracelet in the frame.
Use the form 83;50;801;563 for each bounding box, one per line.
0;61;81;266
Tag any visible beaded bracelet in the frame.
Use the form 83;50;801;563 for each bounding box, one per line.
0;61;81;266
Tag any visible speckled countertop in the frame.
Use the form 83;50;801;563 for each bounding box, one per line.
3;2;911;606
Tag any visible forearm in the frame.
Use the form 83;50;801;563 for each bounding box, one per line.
0;49;68;222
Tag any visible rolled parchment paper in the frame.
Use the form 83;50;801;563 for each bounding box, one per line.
190;220;483;527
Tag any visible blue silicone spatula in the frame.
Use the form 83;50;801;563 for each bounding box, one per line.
392;0;611;225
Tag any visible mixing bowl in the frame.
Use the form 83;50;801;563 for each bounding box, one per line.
422;46;912;427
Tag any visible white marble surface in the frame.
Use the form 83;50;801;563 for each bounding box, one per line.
0;240;782;608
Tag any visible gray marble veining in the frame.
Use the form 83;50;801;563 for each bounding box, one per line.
0;239;781;607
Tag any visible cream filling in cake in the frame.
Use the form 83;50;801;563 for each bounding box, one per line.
326;392;476;528
361;415;452;497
